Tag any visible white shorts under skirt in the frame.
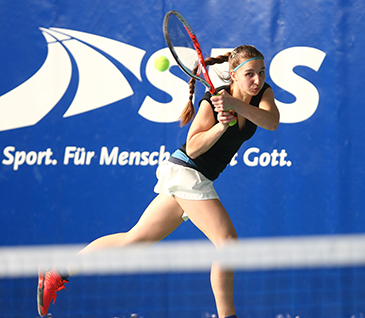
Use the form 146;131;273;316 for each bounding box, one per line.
154;161;219;220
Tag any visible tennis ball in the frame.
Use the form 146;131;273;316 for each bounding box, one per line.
154;56;170;72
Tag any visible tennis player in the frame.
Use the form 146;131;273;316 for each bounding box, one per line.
37;45;279;318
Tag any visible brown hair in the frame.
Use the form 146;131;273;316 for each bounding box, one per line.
179;45;264;126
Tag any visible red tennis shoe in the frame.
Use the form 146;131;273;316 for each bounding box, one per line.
37;269;68;317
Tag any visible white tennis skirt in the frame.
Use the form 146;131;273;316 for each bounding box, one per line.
154;161;219;201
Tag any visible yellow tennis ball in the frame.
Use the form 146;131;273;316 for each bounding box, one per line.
154;56;170;72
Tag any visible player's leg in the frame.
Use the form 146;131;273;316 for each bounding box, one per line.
174;197;238;318
78;193;184;253
38;194;184;317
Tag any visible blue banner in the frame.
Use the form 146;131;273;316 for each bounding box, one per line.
0;0;364;246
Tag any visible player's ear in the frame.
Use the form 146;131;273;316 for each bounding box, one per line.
230;70;237;82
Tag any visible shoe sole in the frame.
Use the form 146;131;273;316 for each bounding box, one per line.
37;269;46;317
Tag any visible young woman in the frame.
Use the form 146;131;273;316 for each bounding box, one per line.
37;45;280;318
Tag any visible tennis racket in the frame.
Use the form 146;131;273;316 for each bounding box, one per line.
163;10;237;126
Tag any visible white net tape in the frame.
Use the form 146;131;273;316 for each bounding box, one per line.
1;234;365;278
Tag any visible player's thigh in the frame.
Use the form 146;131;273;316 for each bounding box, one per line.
127;194;184;243
174;197;238;247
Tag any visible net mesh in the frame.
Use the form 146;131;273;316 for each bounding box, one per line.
1;235;365;318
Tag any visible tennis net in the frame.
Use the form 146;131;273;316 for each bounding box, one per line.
1;234;365;318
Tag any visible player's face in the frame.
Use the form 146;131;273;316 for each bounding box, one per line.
231;59;266;96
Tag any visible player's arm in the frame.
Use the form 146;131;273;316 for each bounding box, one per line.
212;88;280;131
247;87;280;131
185;100;234;159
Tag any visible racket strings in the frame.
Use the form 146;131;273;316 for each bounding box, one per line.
187;52;231;99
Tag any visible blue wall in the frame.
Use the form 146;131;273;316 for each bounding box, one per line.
1;1;365;317
1;0;364;246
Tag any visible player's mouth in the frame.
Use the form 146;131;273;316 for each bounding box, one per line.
251;86;260;94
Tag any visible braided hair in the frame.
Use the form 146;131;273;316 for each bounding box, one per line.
179;45;264;126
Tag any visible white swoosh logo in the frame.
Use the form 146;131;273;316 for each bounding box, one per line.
0;30;72;131
0;28;146;131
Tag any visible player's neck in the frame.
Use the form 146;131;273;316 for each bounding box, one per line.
230;83;251;103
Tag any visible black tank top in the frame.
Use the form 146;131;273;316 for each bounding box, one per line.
179;83;270;180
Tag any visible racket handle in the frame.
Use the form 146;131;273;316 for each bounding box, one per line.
227;115;237;126
224;109;237;126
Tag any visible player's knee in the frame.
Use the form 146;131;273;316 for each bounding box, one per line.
124;229;158;245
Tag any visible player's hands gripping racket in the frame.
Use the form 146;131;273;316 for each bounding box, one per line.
163;10;237;126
